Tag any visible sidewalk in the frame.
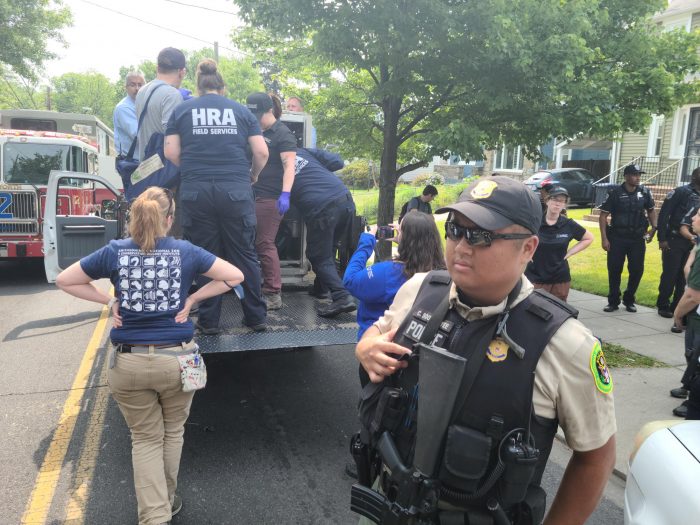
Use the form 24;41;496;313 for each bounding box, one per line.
566;289;688;479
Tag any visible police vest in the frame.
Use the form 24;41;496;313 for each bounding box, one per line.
607;184;651;234
363;271;577;519
664;185;700;235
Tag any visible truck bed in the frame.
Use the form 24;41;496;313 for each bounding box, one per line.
195;291;358;353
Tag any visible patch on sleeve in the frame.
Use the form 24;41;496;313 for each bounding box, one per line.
589;340;613;394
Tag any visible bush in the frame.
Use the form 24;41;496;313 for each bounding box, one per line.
339;159;376;189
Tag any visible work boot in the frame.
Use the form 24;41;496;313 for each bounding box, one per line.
658;308;673;318
673;401;689;418
243;319;267;332
195;321;221;335
670;387;689;399
603;304;619;312
264;293;282;310
624;303;637;313
172;494;182;517
317;296;356;318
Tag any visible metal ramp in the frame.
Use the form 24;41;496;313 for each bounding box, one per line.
195;291;358;353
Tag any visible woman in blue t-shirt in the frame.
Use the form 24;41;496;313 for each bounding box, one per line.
525;186;593;301
56;187;243;524
344;211;446;338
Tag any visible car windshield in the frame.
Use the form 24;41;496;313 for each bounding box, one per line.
2;143;70;184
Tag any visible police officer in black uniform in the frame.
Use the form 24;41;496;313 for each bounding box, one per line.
656;167;700;319
353;177;616;525
599;164;657;312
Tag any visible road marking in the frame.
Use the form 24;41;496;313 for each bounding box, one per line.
21;302;111;524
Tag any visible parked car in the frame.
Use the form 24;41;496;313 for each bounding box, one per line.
624;420;700;524
524;168;596;205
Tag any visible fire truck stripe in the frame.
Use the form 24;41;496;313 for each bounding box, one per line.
21;294;112;524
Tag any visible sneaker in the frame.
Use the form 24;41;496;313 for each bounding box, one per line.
671;324;683;334
624;303;637;313
670;387;689;399
603;304;619;312
195;321;221;335
658;308;673;318
317;297;356;318
243;319;267;332
264;293;282;310
171;494;182;517
672;401;688;418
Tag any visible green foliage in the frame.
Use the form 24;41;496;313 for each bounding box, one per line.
51;72;119;125
0;67;45;109
0;0;71;79
339;159;377;189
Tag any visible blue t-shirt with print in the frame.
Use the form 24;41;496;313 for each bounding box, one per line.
80;237;216;344
165;93;261;182
290;148;348;214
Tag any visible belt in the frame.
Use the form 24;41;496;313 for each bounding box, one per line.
114;340;197;355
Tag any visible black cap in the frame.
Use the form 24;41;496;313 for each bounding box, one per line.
246;92;273;117
436;176;542;234
624;164;645;175
548;186;569;199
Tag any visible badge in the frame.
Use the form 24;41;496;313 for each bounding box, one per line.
486;338;509;363
470;180;498;199
589;340;613;394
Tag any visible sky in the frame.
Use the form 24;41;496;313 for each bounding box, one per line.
43;0;245;81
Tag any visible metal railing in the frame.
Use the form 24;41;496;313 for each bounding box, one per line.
593;156;642;185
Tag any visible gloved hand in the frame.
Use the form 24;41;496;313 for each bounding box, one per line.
277;191;290;215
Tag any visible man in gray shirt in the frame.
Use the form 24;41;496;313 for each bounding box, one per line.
136;47;187;161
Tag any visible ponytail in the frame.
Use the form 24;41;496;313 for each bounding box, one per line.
128;187;173;253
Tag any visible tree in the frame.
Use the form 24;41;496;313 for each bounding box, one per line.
51;72;119;125
0;0;71;79
0;66;45;109
232;0;700;257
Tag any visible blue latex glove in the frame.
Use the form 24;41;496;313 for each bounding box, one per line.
277;191;290;215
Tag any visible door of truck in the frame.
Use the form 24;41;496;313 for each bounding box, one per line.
43;170;123;283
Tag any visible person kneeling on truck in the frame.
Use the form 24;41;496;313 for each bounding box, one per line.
291;148;357;318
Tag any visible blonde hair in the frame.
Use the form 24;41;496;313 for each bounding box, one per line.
196;58;225;94
128;187;173;253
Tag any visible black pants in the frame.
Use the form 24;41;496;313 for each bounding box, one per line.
683;325;700;420
657;235;692;311
607;235;646;306
304;194;355;302
180;179;266;328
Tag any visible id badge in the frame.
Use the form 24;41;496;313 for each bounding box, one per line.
177;351;207;392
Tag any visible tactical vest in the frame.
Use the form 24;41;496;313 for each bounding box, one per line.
359;271;577;522
607;184;651;235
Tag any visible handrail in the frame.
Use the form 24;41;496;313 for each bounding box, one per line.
641;158;682;186
593;156;642;185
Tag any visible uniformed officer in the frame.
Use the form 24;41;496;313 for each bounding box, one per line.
164;59;269;334
599;164;657;312
355;176;616;524
656;167;700;319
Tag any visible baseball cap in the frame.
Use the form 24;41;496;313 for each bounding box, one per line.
246;92;273;116
548;186;569;199
624;164;645;175
436;176;542;234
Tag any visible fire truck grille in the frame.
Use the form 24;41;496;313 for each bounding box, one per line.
0;191;39;235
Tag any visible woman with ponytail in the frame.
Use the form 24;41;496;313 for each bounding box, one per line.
56;187;243;524
165;58;269;334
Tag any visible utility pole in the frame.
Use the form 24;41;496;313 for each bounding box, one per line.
214;41;219;62
45;86;51;110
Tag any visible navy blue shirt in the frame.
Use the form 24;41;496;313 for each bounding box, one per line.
253;119;297;199
290;148;348;214
80;237;216;344
165;93;261;182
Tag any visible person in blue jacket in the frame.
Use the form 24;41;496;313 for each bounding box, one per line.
343;211;446;340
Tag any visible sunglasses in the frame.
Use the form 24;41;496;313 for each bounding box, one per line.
445;221;533;247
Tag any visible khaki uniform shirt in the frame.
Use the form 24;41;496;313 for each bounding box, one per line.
373;273;617;452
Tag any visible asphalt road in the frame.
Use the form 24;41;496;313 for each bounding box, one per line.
0;259;624;524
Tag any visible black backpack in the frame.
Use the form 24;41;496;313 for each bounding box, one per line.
398;198;414;224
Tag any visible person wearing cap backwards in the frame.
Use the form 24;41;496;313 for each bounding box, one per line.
353;176;616;525
245;92;298;311
598;164;657;313
526;186;593;301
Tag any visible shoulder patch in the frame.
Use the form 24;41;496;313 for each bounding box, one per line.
590;340;613;394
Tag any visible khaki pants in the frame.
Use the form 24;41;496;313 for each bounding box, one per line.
108;353;195;525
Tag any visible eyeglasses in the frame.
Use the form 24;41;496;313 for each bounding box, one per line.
163;188;174;217
444;221;533;247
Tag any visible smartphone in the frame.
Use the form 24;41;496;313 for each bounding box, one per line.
376;225;395;240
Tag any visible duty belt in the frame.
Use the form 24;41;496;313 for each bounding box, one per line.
114;340;197;355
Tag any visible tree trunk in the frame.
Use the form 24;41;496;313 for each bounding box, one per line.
376;94;402;260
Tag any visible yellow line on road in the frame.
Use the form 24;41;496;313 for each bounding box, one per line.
21;302;111;525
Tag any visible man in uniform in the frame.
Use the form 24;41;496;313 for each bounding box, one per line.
656;167;700;320
113;71;145;158
355;176;616;524
599;164;657;313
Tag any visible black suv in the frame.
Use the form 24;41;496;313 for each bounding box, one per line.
524;168;596;205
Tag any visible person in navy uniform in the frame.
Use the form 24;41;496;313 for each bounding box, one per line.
164;59;269;334
656;167;700;320
291;148;357;317
526;186;593;301
598;164;657;312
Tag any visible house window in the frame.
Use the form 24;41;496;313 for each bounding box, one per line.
493;145;523;170
670;107;691;159
647;115;664;158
